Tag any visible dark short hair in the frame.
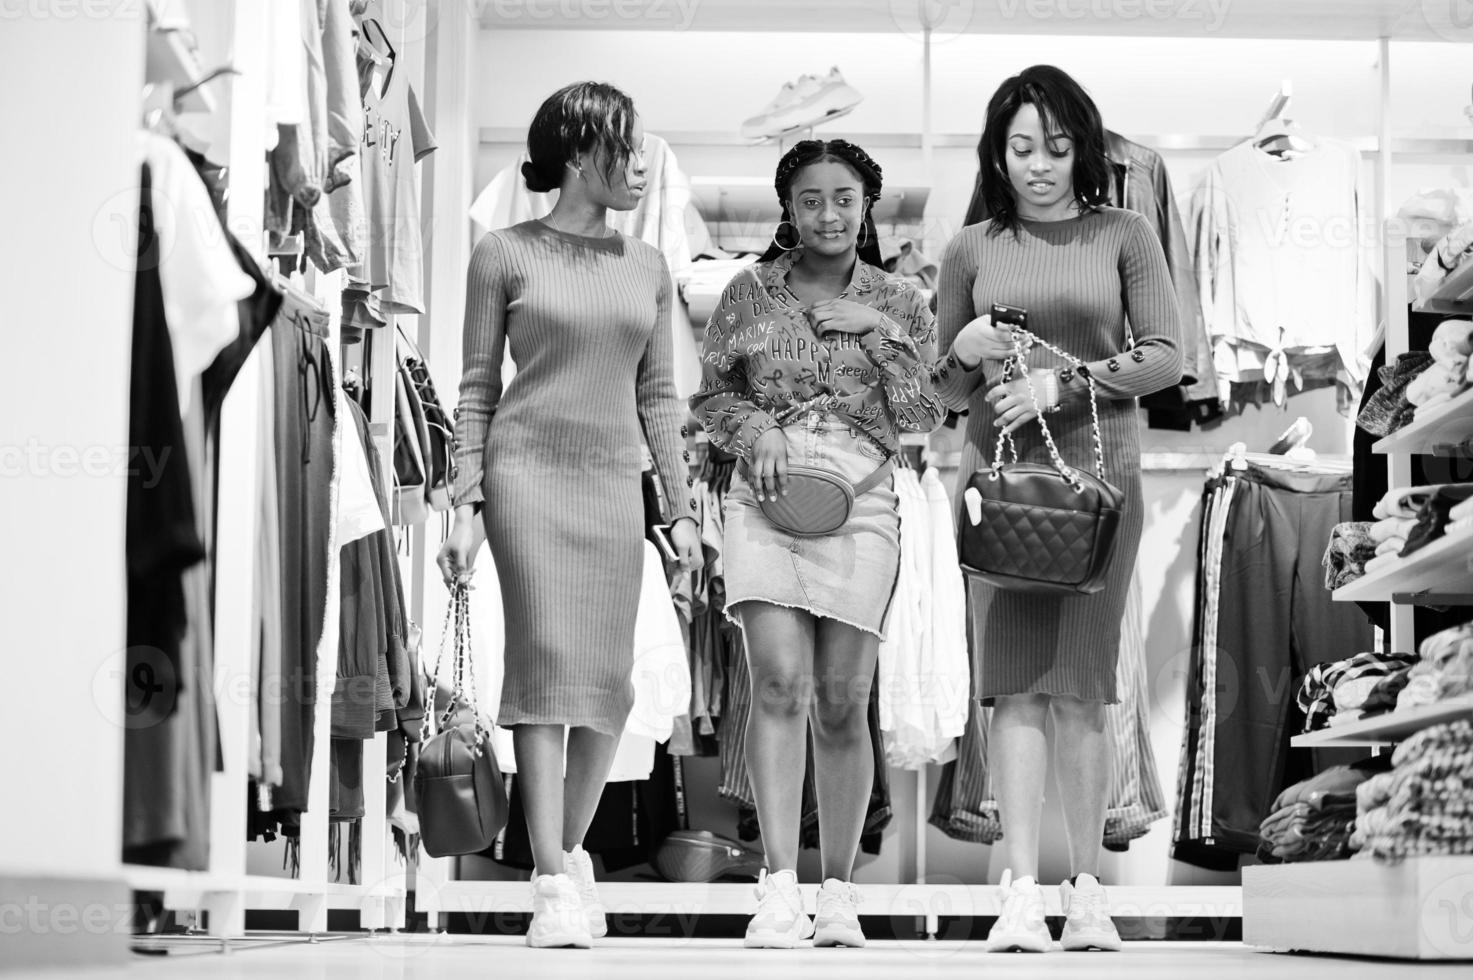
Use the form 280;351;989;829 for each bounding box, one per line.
522;82;638;193
758;139;885;266
977;65;1111;235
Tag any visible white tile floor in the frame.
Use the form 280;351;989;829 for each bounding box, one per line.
34;937;1473;979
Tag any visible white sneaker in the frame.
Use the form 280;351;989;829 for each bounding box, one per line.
526;874;591;949
743;869;814;949
1060;873;1122;951
985;870;1051;953
740;79;802;139
813;878;865;948
563;845;608;939
765;67;863;135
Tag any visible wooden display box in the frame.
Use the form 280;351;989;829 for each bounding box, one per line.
1244;856;1473;960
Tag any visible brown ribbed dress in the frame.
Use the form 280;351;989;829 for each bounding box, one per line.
451;220;696;736
934;209;1183;704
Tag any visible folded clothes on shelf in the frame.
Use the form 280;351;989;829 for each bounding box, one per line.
1298;651;1420;732
1370;517;1417;544
1323;521;1377;591
1373;485;1449;521
1258;763;1382;863
1360;669;1415;716
1350;720;1473;860
1393;622;1473;713
1400;484;1473;557
1356;351;1432;437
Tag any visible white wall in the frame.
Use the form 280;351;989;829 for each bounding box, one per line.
0;12;145;880
455;27;1473;889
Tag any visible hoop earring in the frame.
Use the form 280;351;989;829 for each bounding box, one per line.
771;220;801;252
858;220;870;249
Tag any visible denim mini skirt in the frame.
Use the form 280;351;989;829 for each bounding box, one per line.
722;413;902;639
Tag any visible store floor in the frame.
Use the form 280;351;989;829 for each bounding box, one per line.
41;938;1473;978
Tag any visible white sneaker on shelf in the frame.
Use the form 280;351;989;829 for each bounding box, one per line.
765;67;863;135
985;869;1052;953
739;79;802;139
526;874;592;949
563;845;608;939
1060;873;1123;952
813;878;865;948
743;869;814;949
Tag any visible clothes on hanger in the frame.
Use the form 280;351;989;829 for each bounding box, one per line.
1190;136;1378;411
878;467;969;770
1173;461;1372;870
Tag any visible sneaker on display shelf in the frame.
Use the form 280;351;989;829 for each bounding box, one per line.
525;873;592;949
812;878;866;948
743;868;814;949
985;869;1052;953
739;78;803;140
764;67;863;137
1060;872;1123;952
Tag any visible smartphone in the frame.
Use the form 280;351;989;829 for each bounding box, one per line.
991;303;1028;329
649;523;679;565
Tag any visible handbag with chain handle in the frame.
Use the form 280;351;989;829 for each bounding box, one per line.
957;329;1124;595
413;585;508;858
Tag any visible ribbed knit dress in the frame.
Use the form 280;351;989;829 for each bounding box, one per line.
451;219;696;736
935;209;1182;704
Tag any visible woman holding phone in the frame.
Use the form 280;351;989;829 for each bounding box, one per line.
934;65;1182;953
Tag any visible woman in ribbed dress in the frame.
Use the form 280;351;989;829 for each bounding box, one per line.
691;140;945;949
437;82;701;950
934;65;1181;954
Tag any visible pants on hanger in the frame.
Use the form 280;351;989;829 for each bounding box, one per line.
1173;465;1372;868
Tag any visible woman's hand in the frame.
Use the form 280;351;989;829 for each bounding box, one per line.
670;517;702;573
748;427;789;502
986;370;1058;436
436;505;486;588
953;314;1018;367
810;299;882;337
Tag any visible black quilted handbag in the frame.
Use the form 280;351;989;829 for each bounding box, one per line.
957;330;1124;595
414;585;508;858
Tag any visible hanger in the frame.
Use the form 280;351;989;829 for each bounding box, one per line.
1251;79;1315;160
1216;441;1350;478
173;64;239;107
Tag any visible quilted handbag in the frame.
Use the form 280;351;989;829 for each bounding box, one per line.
413;585;508;858
957;329;1124;595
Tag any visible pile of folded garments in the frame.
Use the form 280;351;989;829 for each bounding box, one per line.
1322;521;1377;590
1357;319;1473;437
1351;719;1473;860
1395;621;1473;713
1258;762;1385;863
1298;650;1421;732
1364;483;1473;575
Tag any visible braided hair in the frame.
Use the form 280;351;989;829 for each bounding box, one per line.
759;139;885;267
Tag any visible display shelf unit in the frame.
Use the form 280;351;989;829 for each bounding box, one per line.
1290;693;1473;749
1243;856;1473;960
1371;387;1473;457
1331;529;1473;604
1420;260;1473;316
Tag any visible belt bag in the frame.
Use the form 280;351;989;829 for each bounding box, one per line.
740;416;893;537
957;329;1124;595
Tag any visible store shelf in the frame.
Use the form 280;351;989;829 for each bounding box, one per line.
1373;387;1473;457
1420;259;1473;316
1291;693;1473;749
1332;529;1473;603
1244;856;1473;959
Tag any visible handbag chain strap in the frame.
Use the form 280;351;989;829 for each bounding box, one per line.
419;585;489;756
991;329;1108;494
